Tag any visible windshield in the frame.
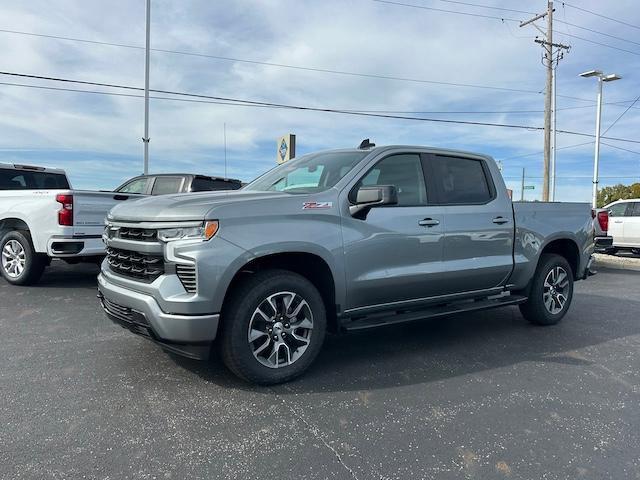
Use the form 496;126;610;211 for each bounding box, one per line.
245;151;369;194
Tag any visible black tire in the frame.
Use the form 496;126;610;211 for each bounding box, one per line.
220;269;327;385
0;230;47;285
519;253;574;326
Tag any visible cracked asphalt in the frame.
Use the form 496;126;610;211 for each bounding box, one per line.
1;262;639;479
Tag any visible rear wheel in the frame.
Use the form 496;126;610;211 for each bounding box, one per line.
220;270;327;384
0;231;47;285
519;254;574;326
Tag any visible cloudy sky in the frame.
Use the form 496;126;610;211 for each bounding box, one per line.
0;0;638;200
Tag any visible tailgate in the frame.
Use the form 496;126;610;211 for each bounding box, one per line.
72;191;142;235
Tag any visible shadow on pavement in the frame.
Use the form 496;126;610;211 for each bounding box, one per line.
172;292;640;394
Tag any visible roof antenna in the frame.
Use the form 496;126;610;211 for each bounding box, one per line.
358;138;375;149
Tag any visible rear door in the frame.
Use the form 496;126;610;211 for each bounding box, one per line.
607;202;629;245
426;153;514;294
623;202;640;246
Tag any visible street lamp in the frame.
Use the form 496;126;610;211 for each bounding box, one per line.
579;69;622;207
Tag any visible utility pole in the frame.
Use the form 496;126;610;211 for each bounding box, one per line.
520;1;569;201
551;61;557;200
520;168;525;201
143;0;151;175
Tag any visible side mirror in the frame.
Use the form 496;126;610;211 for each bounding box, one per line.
349;185;398;218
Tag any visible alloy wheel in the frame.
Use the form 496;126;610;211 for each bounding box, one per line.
1;240;26;278
247;291;314;368
542;266;569;315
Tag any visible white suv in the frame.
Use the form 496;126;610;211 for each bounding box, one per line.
606;199;640;254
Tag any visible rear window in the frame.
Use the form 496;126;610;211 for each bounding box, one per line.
608;203;629;217
430;156;493;204
0;168;69;190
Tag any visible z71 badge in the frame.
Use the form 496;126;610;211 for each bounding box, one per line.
302;202;332;210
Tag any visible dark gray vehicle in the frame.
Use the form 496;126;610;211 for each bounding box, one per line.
98;144;595;384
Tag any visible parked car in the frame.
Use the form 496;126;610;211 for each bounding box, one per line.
98;143;595;384
114;173;242;195
0;163;139;285
604;199;640;255
593;208;612;253
0;165;243;285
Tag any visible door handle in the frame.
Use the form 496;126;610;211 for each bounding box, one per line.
492;216;509;225
418;218;440;227
613;220;623;223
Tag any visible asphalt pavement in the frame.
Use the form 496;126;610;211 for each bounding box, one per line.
1;261;639;479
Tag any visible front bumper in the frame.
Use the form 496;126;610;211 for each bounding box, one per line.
97;273;219;359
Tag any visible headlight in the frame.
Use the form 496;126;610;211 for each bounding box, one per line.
157;220;219;242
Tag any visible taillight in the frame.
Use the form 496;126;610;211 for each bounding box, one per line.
597;210;608;233
56;194;73;226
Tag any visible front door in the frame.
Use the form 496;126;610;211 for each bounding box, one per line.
341;153;446;311
427;153;514;294
623;202;640;246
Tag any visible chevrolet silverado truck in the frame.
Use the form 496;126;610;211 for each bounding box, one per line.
98;144;595;384
1;166;243;285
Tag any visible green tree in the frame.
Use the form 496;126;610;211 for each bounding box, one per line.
597;183;640;207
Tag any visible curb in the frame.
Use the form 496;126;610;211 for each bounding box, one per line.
593;253;640;272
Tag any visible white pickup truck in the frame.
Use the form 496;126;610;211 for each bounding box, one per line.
0;163;139;285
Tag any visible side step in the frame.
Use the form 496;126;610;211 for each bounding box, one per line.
341;295;528;332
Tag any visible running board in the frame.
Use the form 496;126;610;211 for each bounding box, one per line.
341;295;528;331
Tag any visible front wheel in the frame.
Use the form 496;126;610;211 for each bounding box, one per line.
519;254;574;326
220;270;327;384
0;231;47;285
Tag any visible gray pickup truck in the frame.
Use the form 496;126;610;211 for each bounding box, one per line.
98;143;595;384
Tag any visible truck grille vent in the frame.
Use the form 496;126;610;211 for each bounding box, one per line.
106;247;164;281
176;264;197;293
118;227;157;242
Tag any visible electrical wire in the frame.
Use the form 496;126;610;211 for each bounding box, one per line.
555;31;640;56
498;141;594;161
562;2;640;32
602;95;640;136
2;71;640;145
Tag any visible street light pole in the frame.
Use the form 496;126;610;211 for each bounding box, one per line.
143;0;151;175
580;70;621;208
592;76;603;209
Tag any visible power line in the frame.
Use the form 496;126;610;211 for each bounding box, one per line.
601;142;640;157
433;0;535;15
555;31;640;56
602;95;640;136
498;141;594;161
562;2;640;32
554;19;640;47
372;0;520;22
0;28;570;99
2;71;640;145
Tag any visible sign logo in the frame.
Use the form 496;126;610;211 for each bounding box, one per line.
279;139;288;161
302;202;332;210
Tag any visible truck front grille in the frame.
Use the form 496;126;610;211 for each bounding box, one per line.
176;264;197;293
118;227;157;242
106;247;164;281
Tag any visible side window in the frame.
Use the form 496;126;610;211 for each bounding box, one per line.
117;178;149;194
608;203;628;217
430;155;493;204
630;203;640;217
191;177;215;192
151;177;183;195
352;154;427;206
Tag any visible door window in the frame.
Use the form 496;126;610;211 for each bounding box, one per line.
630;202;640;216
151;177;183;195
608;203;629;217
352;154;427;206
430;156;493;204
116;178;149;194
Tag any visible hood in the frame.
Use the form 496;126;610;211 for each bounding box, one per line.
108;190;290;222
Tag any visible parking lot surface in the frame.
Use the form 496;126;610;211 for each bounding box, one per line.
1;262;639;479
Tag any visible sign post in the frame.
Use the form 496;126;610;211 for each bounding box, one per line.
277;134;296;164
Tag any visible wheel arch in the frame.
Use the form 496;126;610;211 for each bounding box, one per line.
539;237;580;279
221;251;340;332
